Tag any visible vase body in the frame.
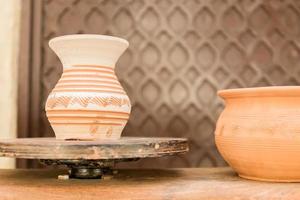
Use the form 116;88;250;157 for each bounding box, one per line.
46;34;131;140
215;86;300;182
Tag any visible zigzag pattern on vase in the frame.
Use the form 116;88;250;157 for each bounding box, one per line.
46;96;130;109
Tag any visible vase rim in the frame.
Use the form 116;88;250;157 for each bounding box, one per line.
49;34;129;47
218;86;300;98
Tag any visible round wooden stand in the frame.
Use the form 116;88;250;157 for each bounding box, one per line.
0;137;188;179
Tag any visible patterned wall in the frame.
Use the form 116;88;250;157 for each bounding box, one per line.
35;0;300;168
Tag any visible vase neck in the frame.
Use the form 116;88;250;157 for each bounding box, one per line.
63;64;115;70
49;35;129;68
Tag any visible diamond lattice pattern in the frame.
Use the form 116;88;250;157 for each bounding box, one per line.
40;0;300;167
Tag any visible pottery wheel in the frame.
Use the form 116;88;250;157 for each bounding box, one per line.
0;137;188;179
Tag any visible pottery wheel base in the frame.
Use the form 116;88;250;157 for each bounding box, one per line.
0;137;188;179
40;158;139;179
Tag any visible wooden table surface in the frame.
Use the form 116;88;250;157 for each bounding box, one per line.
0;167;300;200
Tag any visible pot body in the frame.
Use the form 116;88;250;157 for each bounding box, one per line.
46;35;131;140
215;87;300;182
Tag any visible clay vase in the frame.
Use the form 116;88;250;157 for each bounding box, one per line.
45;34;131;140
215;86;300;182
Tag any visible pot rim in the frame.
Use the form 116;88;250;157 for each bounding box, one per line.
218;86;300;98
49;34;129;47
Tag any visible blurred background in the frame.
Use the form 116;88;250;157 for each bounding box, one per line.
1;0;300;169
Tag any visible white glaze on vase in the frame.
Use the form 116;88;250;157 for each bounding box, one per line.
46;34;131;140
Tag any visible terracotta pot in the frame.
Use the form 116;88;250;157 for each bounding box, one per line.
215;86;300;182
46;34;131;140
